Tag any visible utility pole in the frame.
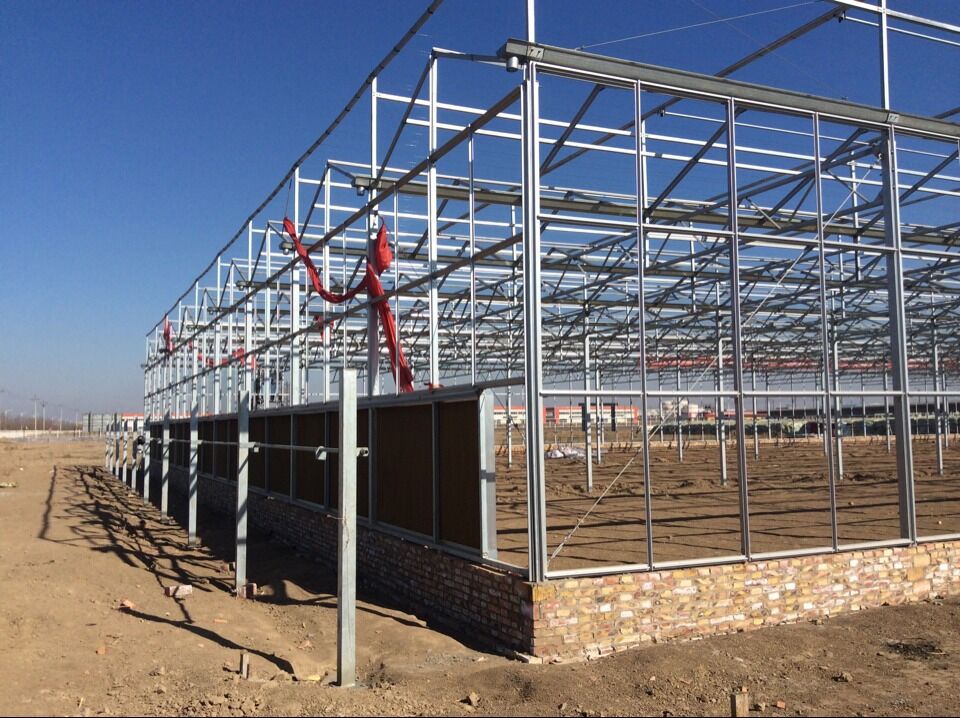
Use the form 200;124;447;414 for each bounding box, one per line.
33;395;38;433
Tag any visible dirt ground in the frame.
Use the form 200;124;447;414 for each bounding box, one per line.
494;434;960;571
2;439;960;717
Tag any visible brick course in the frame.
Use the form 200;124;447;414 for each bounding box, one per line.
168;470;532;654
163;469;960;661
530;543;960;660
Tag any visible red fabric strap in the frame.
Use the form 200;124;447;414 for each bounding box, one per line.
163;318;174;353
283;217;414;392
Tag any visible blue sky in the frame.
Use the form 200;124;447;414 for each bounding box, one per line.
0;0;956;418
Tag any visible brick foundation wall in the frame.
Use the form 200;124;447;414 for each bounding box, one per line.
531;542;960;660
161;470;960;662
167;470;533;654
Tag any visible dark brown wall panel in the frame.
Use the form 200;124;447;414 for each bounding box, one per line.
266;414;291;496
181;422;189;468
181;422;189;467
150;426;161;462
438;400;481;549
214;420;229;479
200;420;213;474
325;410;368;516
295;412;325;505
227;419;238;481
173;423;184;467
327;411;339;510
375;404;433;537
358;409;369;519
249;417;265;488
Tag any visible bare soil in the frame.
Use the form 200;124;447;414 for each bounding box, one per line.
2;439;960;717
494;435;960;571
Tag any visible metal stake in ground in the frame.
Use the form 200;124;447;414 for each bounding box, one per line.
337;367;358;688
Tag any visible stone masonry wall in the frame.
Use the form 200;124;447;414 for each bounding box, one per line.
530;542;960;660
163;470;960;662
168;470;533;655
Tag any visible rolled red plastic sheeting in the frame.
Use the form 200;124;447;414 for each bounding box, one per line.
282;217;414;392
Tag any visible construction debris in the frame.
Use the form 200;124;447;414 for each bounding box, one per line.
163;584;193;598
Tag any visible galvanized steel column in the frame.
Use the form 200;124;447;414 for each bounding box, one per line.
880;126;916;541
521;60;547;582
337;367;358;687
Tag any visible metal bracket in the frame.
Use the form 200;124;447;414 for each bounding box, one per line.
315;446;328;461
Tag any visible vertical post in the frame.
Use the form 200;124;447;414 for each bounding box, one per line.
506;399;515;471
941;355;951;449
112;413;119;476
677;359;684;463
861;375;868;439
633;80;655;566
122;418;129;487
508;211;519;468
883;366;892;453
583;334;593;492
833;328;845;482
427;53;440;386
766;372;773;443
291;266;302;406
236;385;249;594
933;329;944;475
813;114;841;551
293;167;305;406
290;261;302;500
188;340;199;547
468;131;478;385
161;410;170;516
143;357;152;501
595;366;603;465
479;390;498;559
725;97;751;557
143;421;151;503
226;267;235;412
323;168;331;403
751;366;759;459
881;127;916;541
106;415;112;473
337;367;358;688
237;244;253;595
115;416;120;477
265;230;273;409
214;259;222;415
521;59;548;582
393;193;401;398
879;0;891;109
368;80;381;397
716;308;728;486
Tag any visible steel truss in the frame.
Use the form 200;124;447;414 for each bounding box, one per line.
142;2;960;581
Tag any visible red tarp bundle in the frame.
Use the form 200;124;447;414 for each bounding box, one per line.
163;318;174;353
195;347;256;370
282;217;415;393
166;318;256;370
